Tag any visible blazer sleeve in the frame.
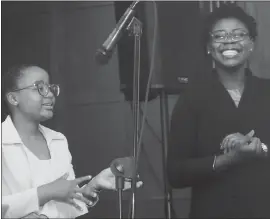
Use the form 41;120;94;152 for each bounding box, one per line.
167;92;216;189
1;147;40;218
2;183;40;218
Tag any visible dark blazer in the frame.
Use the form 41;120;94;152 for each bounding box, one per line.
167;69;270;218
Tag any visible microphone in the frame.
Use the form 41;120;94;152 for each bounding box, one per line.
110;157;136;219
110;157;135;179
110;156;136;189
95;1;140;64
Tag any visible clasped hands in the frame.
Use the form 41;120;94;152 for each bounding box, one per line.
47;165;143;211
220;130;268;157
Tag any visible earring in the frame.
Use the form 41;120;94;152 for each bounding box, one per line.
207;51;210;54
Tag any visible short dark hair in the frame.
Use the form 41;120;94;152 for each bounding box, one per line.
203;4;257;46
1;64;33;119
2;65;31;94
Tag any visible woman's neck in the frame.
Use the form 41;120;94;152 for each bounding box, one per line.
216;65;247;91
11;113;40;138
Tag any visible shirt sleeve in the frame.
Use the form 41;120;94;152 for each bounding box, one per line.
1;149;40;218
167;92;216;189
2;185;40;218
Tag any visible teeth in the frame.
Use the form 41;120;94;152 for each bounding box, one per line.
222;50;238;58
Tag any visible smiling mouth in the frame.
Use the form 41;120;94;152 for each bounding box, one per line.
221;49;240;58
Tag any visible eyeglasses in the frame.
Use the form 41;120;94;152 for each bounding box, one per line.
12;81;60;97
210;29;250;43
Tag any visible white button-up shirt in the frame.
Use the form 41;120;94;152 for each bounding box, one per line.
2;116;88;218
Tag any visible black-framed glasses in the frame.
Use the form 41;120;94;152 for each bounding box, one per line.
12;81;60;97
210;28;250;43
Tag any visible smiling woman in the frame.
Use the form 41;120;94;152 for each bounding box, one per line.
204;4;257;71
167;4;270;218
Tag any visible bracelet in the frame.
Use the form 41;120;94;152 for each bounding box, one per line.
212;155;217;171
261;143;268;153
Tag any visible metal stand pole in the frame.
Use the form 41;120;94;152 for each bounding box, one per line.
116;176;125;219
160;89;173;219
127;17;143;219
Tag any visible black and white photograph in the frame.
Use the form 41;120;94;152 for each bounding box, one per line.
1;1;270;218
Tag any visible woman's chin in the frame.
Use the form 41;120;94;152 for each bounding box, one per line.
215;53;248;69
40;112;54;122
216;58;246;70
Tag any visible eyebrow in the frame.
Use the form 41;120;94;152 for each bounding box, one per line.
212;28;248;32
33;80;47;84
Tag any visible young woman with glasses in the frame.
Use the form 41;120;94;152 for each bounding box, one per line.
167;4;270;218
1;65;142;218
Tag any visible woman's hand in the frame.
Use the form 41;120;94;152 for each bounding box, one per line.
38;173;92;211
220;130;254;153
214;137;267;172
221;133;267;158
239;137;267;158
86;167;143;192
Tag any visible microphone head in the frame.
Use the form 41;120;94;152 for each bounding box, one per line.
110;157;135;179
95;48;113;65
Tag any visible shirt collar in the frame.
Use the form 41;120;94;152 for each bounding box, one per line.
2;115;65;145
2;115;22;144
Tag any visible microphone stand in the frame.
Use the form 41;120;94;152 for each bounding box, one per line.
111;157;136;219
116;176;125;219
126;16;143;219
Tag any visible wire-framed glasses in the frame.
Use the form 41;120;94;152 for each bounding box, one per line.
12;81;60;97
210;28;250;43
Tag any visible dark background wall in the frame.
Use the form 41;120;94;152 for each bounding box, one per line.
2;1;270;218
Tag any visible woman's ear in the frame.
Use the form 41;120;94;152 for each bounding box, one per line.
206;44;212;55
249;41;255;52
6;92;18;106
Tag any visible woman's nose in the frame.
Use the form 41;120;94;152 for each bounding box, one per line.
46;88;55;98
222;37;237;44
